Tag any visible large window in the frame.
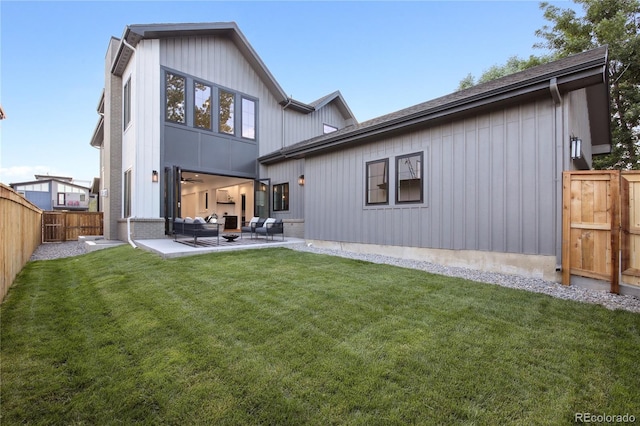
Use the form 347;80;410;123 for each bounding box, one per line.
219;90;235;134
124;169;132;217
194;82;212;129
241;97;256;139
396;152;423;203
366;159;389;205
166;72;185;123
273;183;289;211
123;77;131;129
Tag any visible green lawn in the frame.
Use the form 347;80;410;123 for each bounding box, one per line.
1;246;639;425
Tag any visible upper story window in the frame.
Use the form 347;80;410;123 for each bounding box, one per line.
123;77;131;129
219;90;235;134
242;98;256;139
15;182;49;192
194;82;212;130
166;72;185;124
366;159;389;205
273;183;289;211
323;123;338;134
396;152;423;204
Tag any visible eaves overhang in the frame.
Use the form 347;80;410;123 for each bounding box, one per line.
110;22;289;103
260;46;609;165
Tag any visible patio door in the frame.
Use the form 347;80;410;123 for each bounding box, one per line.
255;178;270;218
163;166;182;235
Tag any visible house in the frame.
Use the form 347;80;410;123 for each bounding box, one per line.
10;175;93;211
91;22;610;282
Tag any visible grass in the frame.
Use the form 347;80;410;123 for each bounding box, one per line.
1;246;639;425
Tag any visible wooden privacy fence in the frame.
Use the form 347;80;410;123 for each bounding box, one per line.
1;184;42;302
562;171;640;293
42;211;103;242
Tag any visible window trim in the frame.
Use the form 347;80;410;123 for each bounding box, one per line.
165;71;186;124
272;182;289;212
123;77;131;130
218;89;235;135
365;158;389;206
241;97;256;140
193;80;212;131
395;151;424;204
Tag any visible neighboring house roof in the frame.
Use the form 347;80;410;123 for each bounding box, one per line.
11;177;90;190
259;46;610;164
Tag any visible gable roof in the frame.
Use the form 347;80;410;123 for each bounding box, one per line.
111;22;289;104
259;46;610;164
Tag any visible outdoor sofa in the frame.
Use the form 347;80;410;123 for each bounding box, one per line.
173;217;220;246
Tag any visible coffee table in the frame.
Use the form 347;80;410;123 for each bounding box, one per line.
222;234;239;242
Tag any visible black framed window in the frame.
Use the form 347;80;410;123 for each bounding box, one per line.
396;152;423;203
57;193;66;206
366;159;389;205
123;77;131;129
241;97;256;139
194;82;212;129
219;90;235;135
273;183;289;211
166;72;185;123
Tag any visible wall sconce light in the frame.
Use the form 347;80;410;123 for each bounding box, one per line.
298;174;305;186
152;170;159;183
570;135;582;160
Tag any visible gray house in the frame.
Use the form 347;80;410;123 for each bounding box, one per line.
11;175;92;211
91;22;610;282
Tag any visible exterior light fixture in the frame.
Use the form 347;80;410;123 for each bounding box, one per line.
298;174;305;186
152;170;159;182
570;135;582;160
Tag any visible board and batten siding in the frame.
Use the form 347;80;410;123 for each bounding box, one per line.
305;99;558;257
283;103;350;147
159;37;284;156
262;159;305;220
125;39;161;219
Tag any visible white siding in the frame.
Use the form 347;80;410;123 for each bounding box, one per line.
283;102;350;147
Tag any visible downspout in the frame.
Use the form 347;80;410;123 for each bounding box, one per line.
550;78;563;272
123;36;138;250
281;98;292;149
127;216;138;249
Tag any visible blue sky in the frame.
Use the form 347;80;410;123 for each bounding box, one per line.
0;0;575;186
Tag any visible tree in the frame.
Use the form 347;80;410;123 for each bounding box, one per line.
458;0;640;169
457;55;551;90
536;0;640;170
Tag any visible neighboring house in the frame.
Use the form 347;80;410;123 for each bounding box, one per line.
91;22;610;282
10;175;92;211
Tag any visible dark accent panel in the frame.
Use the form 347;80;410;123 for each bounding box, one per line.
164;124;257;177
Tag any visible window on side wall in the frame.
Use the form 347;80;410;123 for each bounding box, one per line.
396;152;423;204
273;183;289;211
323;123;338;134
124;169;132;217
219;90;235;135
165;72;185;123
366;159;389;205
194;82;212;130
123;77;131;129
241;97;256;139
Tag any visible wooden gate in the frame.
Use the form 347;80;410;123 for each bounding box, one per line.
42;212;103;242
621;172;640;286
562;171;640;293
562;171;619;292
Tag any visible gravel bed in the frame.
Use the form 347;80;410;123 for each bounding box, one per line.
290;244;640;314
30;241;87;261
